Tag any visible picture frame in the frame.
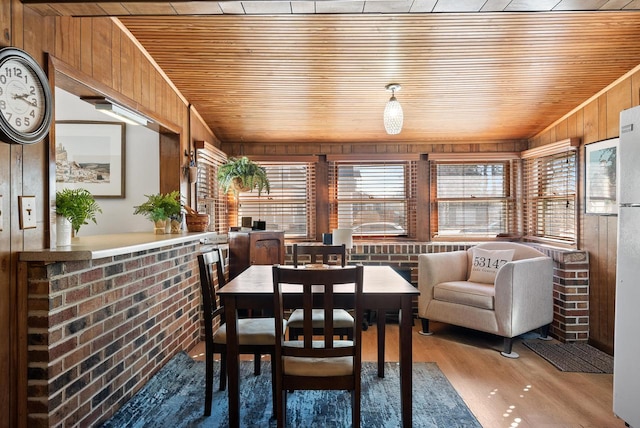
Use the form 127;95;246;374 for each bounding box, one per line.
55;121;126;198
585;137;618;215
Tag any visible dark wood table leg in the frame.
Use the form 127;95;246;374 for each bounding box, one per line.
399;297;413;428
224;296;240;428
376;308;386;378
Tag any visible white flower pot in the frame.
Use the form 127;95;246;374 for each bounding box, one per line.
56;216;72;247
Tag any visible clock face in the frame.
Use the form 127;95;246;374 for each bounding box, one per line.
0;48;52;145
0;57;46;133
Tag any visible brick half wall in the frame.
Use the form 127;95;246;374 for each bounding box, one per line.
285;241;589;342
24;241;202;427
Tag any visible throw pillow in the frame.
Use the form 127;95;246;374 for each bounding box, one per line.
468;247;515;284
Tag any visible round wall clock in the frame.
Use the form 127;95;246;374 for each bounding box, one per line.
0;47;53;145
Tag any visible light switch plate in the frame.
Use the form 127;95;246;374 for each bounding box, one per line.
0;195;3;231
19;196;37;229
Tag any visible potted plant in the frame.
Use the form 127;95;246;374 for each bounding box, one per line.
55;188;102;246
133;191;182;234
217;157;270;195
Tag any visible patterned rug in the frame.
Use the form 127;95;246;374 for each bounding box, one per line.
523;341;613;373
100;352;481;428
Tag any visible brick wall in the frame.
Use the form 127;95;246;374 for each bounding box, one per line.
285;241;589;342
531;245;590;341
24;241;202;427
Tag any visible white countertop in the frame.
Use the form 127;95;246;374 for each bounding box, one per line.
19;231;224;262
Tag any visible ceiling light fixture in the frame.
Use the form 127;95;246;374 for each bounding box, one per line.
81;97;149;126
383;83;403;135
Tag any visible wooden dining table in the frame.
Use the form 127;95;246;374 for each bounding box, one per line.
217;264;419;428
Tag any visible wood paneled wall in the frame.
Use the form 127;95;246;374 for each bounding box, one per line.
188;106;220;206
221;139;528;157
1;7;193;427
530;68;640;354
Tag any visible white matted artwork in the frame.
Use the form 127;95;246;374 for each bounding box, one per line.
55;121;125;198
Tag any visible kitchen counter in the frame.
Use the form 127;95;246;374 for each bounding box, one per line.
19;231;223;261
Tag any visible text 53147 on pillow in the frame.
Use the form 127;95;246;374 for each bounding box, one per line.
468;248;515;284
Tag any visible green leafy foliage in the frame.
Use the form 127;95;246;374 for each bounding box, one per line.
217;157;270;195
55;188;102;234
133;191;182;222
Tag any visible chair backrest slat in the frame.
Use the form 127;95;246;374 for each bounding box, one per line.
197;248;226;335
272;265;363;359
292;244;346;267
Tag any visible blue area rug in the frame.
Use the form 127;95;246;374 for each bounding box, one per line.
101;352;481;428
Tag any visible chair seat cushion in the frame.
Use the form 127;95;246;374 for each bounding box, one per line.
283;340;354;376
213;318;285;345
433;280;495;310
287;308;354;328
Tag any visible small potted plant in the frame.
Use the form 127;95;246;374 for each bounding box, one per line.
133;191;182;234
217;157;270;195
55;188;102;246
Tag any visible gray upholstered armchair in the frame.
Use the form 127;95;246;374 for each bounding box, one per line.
417;242;553;358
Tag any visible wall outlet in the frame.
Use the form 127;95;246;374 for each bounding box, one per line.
0;195;3;231
19;196;37;229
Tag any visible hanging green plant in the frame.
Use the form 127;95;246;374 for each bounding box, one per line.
133;191;182;222
55;188;102;235
217;157;270;195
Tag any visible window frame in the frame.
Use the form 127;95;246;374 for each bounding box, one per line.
236;158;317;239
428;153;520;241
521;138;580;247
327;156;417;239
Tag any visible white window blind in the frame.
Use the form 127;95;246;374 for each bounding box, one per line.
522;150;577;245
195;143;229;234
329;161;416;237
237;162;315;239
431;161;517;238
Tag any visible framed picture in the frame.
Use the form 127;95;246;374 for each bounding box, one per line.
585;137;618;215
55;121;125;198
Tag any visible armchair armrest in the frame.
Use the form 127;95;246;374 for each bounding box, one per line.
417;251;468;316
494;256;553;337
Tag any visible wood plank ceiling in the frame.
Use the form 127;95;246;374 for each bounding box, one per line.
26;1;640;145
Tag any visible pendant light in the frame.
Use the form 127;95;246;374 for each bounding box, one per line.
384;83;403;135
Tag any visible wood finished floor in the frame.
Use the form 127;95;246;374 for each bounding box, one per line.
188;321;623;428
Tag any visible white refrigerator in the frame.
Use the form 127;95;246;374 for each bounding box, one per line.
614;106;640;428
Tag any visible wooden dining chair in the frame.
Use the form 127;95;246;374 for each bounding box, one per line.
288;244;354;340
198;247;282;417
271;264;364;428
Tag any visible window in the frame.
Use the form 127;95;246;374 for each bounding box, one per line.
329;160;416;237
522;139;578;245
237;161;315;239
195;142;229;234
430;157;518;238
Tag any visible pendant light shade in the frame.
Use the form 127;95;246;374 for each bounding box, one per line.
384;83;403;135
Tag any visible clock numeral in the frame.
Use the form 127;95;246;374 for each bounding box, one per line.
17;117;30;128
29;86;36;95
0;75;6;84
0;100;5;109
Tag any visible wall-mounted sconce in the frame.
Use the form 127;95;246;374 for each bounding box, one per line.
81;97;150;126
184;150;198;183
